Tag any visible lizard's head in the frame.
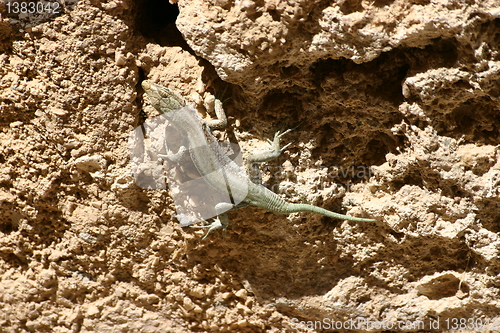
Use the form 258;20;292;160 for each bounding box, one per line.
142;80;187;115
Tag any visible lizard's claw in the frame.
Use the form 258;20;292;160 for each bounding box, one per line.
190;218;224;240
280;140;294;152
274;128;293;141
190;212;229;239
266;128;294;153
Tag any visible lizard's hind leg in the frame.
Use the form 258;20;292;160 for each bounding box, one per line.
190;203;232;239
246;129;293;185
190;213;229;240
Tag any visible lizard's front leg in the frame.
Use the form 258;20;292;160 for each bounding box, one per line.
205;98;227;130
158;145;187;163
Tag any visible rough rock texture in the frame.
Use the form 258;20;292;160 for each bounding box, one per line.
1;0;500;332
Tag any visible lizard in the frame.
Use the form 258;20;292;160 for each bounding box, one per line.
141;80;376;238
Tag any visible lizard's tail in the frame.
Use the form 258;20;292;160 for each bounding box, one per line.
284;203;376;222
